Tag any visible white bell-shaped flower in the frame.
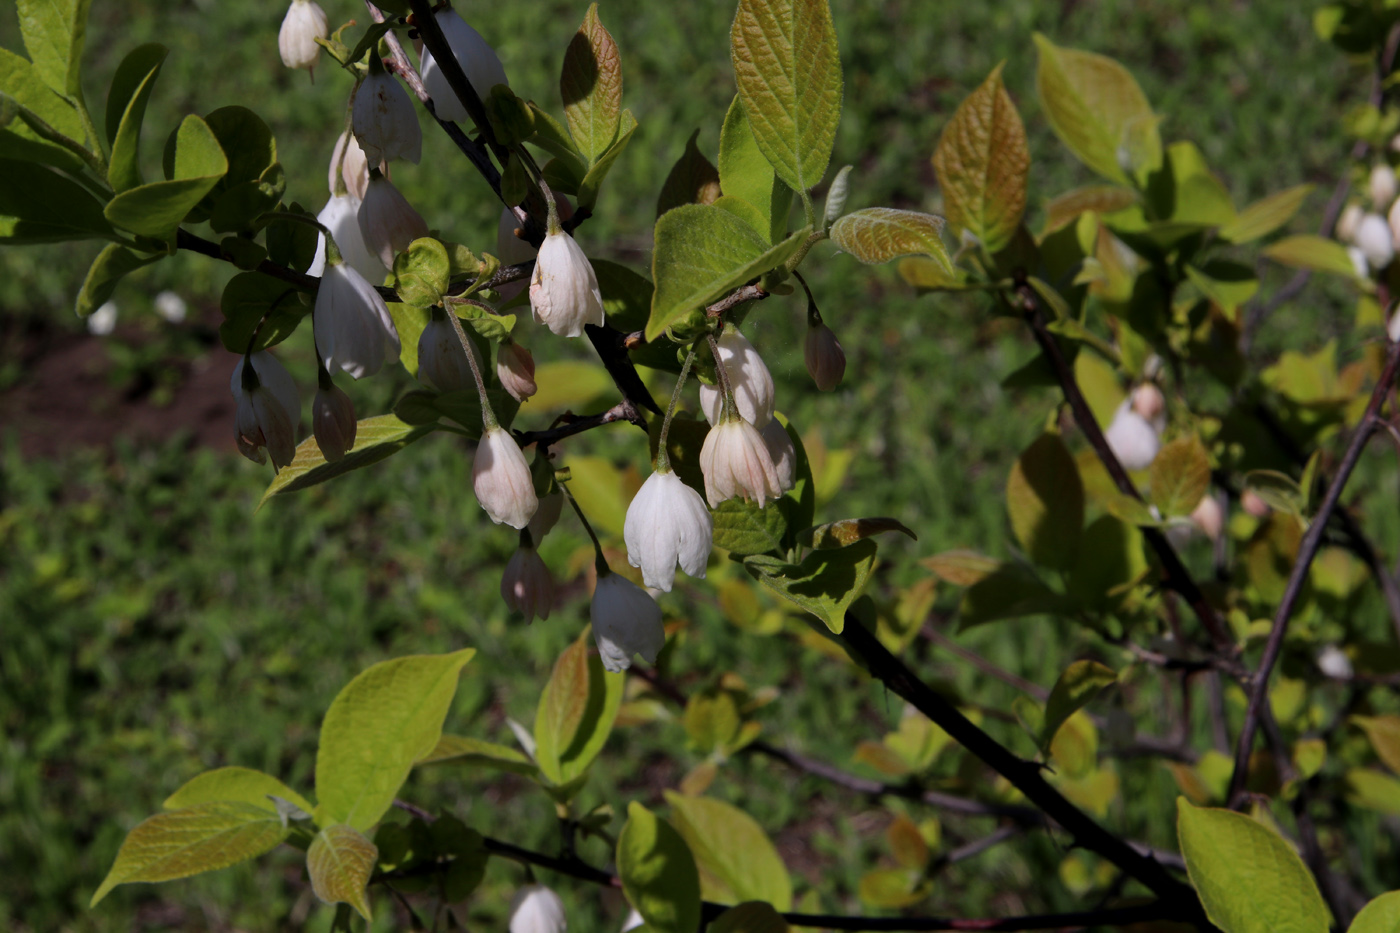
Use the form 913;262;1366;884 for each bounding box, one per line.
501;543;554;623
804;318;846;391
231;351;301;469
358;173;429;270
1356;212;1394;270
313;379;357;462
591;571;665;673
698;330;775;427
497;340;537;401
472;426;538;528
329;130;373;201
528;491;564;542
1387;197;1400;251
530;229;605;337
416;312;481;393
624;470;712;592
278;0;328;74
699;417;782;507
353;66;422;165
308;193;383;284
1103;398;1160;471
760;418;797;493
1371;163;1397;210
314;256;401;380
419;10;509;123
1337;203;1364;243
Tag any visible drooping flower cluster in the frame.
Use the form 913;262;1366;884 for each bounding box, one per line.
1337;159;1400;276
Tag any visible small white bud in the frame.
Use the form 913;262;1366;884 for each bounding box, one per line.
308;193;383;284
314;261;401;380
591;571;665;673
698;330;776;427
1337;203;1365;243
313;379;357;462
1190;495;1223;542
621;909;645;933
804;318;846;391
508;885;567;933
624;470;713;592
1355;212;1394;270
87;300;117;335
278;0;328;75
1103;398;1160;472
353;69;422;165
530;229;605;338
419;10;509;123
1371;163;1398;210
699;418;783;508
472;426;538;529
358;174;429;270
1317;645;1354;680
497;341;537;401
501;544;554;623
760;419;797;493
231;351;301;469
154;290;186;323
416;313;481;393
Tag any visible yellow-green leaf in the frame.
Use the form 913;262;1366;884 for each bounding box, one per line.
617;803;702;933
1353;716;1400;775
1348;891;1400;933
258;415;438;510
17;0;92;97
560;4;622;164
1149;435;1210;517
1219;184;1314;244
307;824;378;922
1040;660;1116;753
665;792;792;909
1042;185;1137;235
1006;432;1083;571
1263;235;1364;282
534;631;624;787
830;208;952;271
162;766;314;816
418;734;538;776
1347;769;1400;815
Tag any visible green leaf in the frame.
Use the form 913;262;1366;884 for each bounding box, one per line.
418;734;539;777
664;792;792;910
798;517;915;549
712;498;787;556
921;549;1000;586
218;271;305;353
594;258;654;332
258;415;438;510
17;0;92;96
1039;660;1117;752
1149;435;1210;517
392;237;451;307
931;63;1029;253
718;95;794;243
0;48;85;171
1352;715;1400;775
1347;769;1400;815
648;202;807;341
1042;185;1137;234
561;3;621;165
526;102;590;184
533;632;624;788
577;108;637;209
163;767;314;816
730;0;842;195
1348;891;1400;933
1006;433;1083;571
1176;798;1329;933
203;106;278;191
617;802;703;933
959;564;1075;629
90;802;287;906
710;902;790;933
744;538;877;634
829;208;952;272
1243;470;1306;520
1066;514;1149;608
1219;184;1313;244
104;43;167;192
75;243;162;316
1033;34;1159;185
307;824;377;922
314;650;474;831
1185;261;1258;318
682;688;742;755
658;129;721;218
104;114;228;240
0;157;113;243
898;256;969;291
1263;235;1363;282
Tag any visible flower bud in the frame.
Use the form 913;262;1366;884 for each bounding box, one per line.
314;259;401;380
308;193;383;284
1189;494;1223;542
1316;645;1353;680
804;318;846;391
313;379;357;462
528;490;564;542
154;290;187;323
1240;488;1271;518
358;173;429;270
87;300;117;335
530;229;605;337
416;312;482;393
1355;212;1394;270
1130;382;1166;433
353;66;422;165
508;884;567;933
231;351;301;469
501;543;554;623
698;330;776;427
473;426;538;528
1103;398;1160;472
278;0;328;75
624;470;713;592
419;10;509;123
591;571;665;673
497;340;537;401
699;418;783;507
1337;203;1365;243
329;130;374;201
1371;163;1398;210
760;419;797;493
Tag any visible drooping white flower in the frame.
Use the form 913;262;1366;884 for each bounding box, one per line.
87;300;117;335
353;67;422;165
1337;203;1365;243
419;10;509;123
308;193;383;284
1130;382;1167;434
760;418;797;493
530;229;605;337
278;0;328;75
624;470;712;592
154;290;186;323
1103;398;1160;472
528;491;564;542
1356;212;1394;270
699;417;782;507
1371;163;1398;210
1190;494;1223;542
313;379;357;462
591;571;665;673
508;885;566;933
416;312;481;393
501;543;554;623
473;426;538;528
358;173;429;270
497;341;537;401
1317;645;1354;680
314;259;400;380
329;130;374;201
698;330;776;427
231;351;301;469
804;318;846;391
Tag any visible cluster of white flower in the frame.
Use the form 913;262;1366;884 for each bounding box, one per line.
1337;161;1400;277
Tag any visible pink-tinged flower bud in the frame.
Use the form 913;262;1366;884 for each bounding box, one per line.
1356;212;1394;270
1240;488;1271;518
501;544;554;623
1371;163;1398;210
353;69;422;165
231;351;301;469
313;379;357;462
419;10;509;123
308;193;383;284
624;470;712;591
473;426;538;528
698;330;776;427
329;130;375;201
530;229;604;337
314;260;401;380
591;571;665;673
1337;203;1364;243
358;173;429;270
1103;398;1160;472
278;0;328;75
1130;382;1166;434
497;341;537;401
416;312;481;393
760;419;796;493
1189;494;1223;542
528;491;563;542
699;418;782;507
804;319;846;391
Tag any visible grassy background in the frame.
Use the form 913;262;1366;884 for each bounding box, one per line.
0;1;1376;931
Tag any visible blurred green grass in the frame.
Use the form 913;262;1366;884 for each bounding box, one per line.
0;1;1374;931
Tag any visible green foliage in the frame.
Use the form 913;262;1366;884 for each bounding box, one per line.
1348;891;1400;933
306;824;377;921
533;630;623;789
744;538;877;633
561;4;622;165
1005;432;1082;571
665;792;792;909
828;208;952;270
1039;660;1116;753
258;415;439;508
617;803;702;933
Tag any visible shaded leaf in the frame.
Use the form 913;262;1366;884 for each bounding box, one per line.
1006;433;1083;571
258;415;438;510
744;538;877;633
710;902;790;933
799;517;915;549
1040;660;1117;752
76;243;162;317
105;43;167;192
1352;716;1400;776
921;549;1000;587
1042;185;1137;234
658;129;722;218
1149;435;1210;517
418;734;539;777
617;803;702;933
561;4;622;164
307;824;377;922
534;632;624;787
0;157;113;243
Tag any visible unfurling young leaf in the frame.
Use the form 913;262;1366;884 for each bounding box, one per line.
829;208;952;272
307;824;378;922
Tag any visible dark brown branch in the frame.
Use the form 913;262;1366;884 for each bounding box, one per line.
514;399;648;448
1227;337;1400;804
586;323;663;415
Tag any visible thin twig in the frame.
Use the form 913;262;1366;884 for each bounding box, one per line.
514;399;647;448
